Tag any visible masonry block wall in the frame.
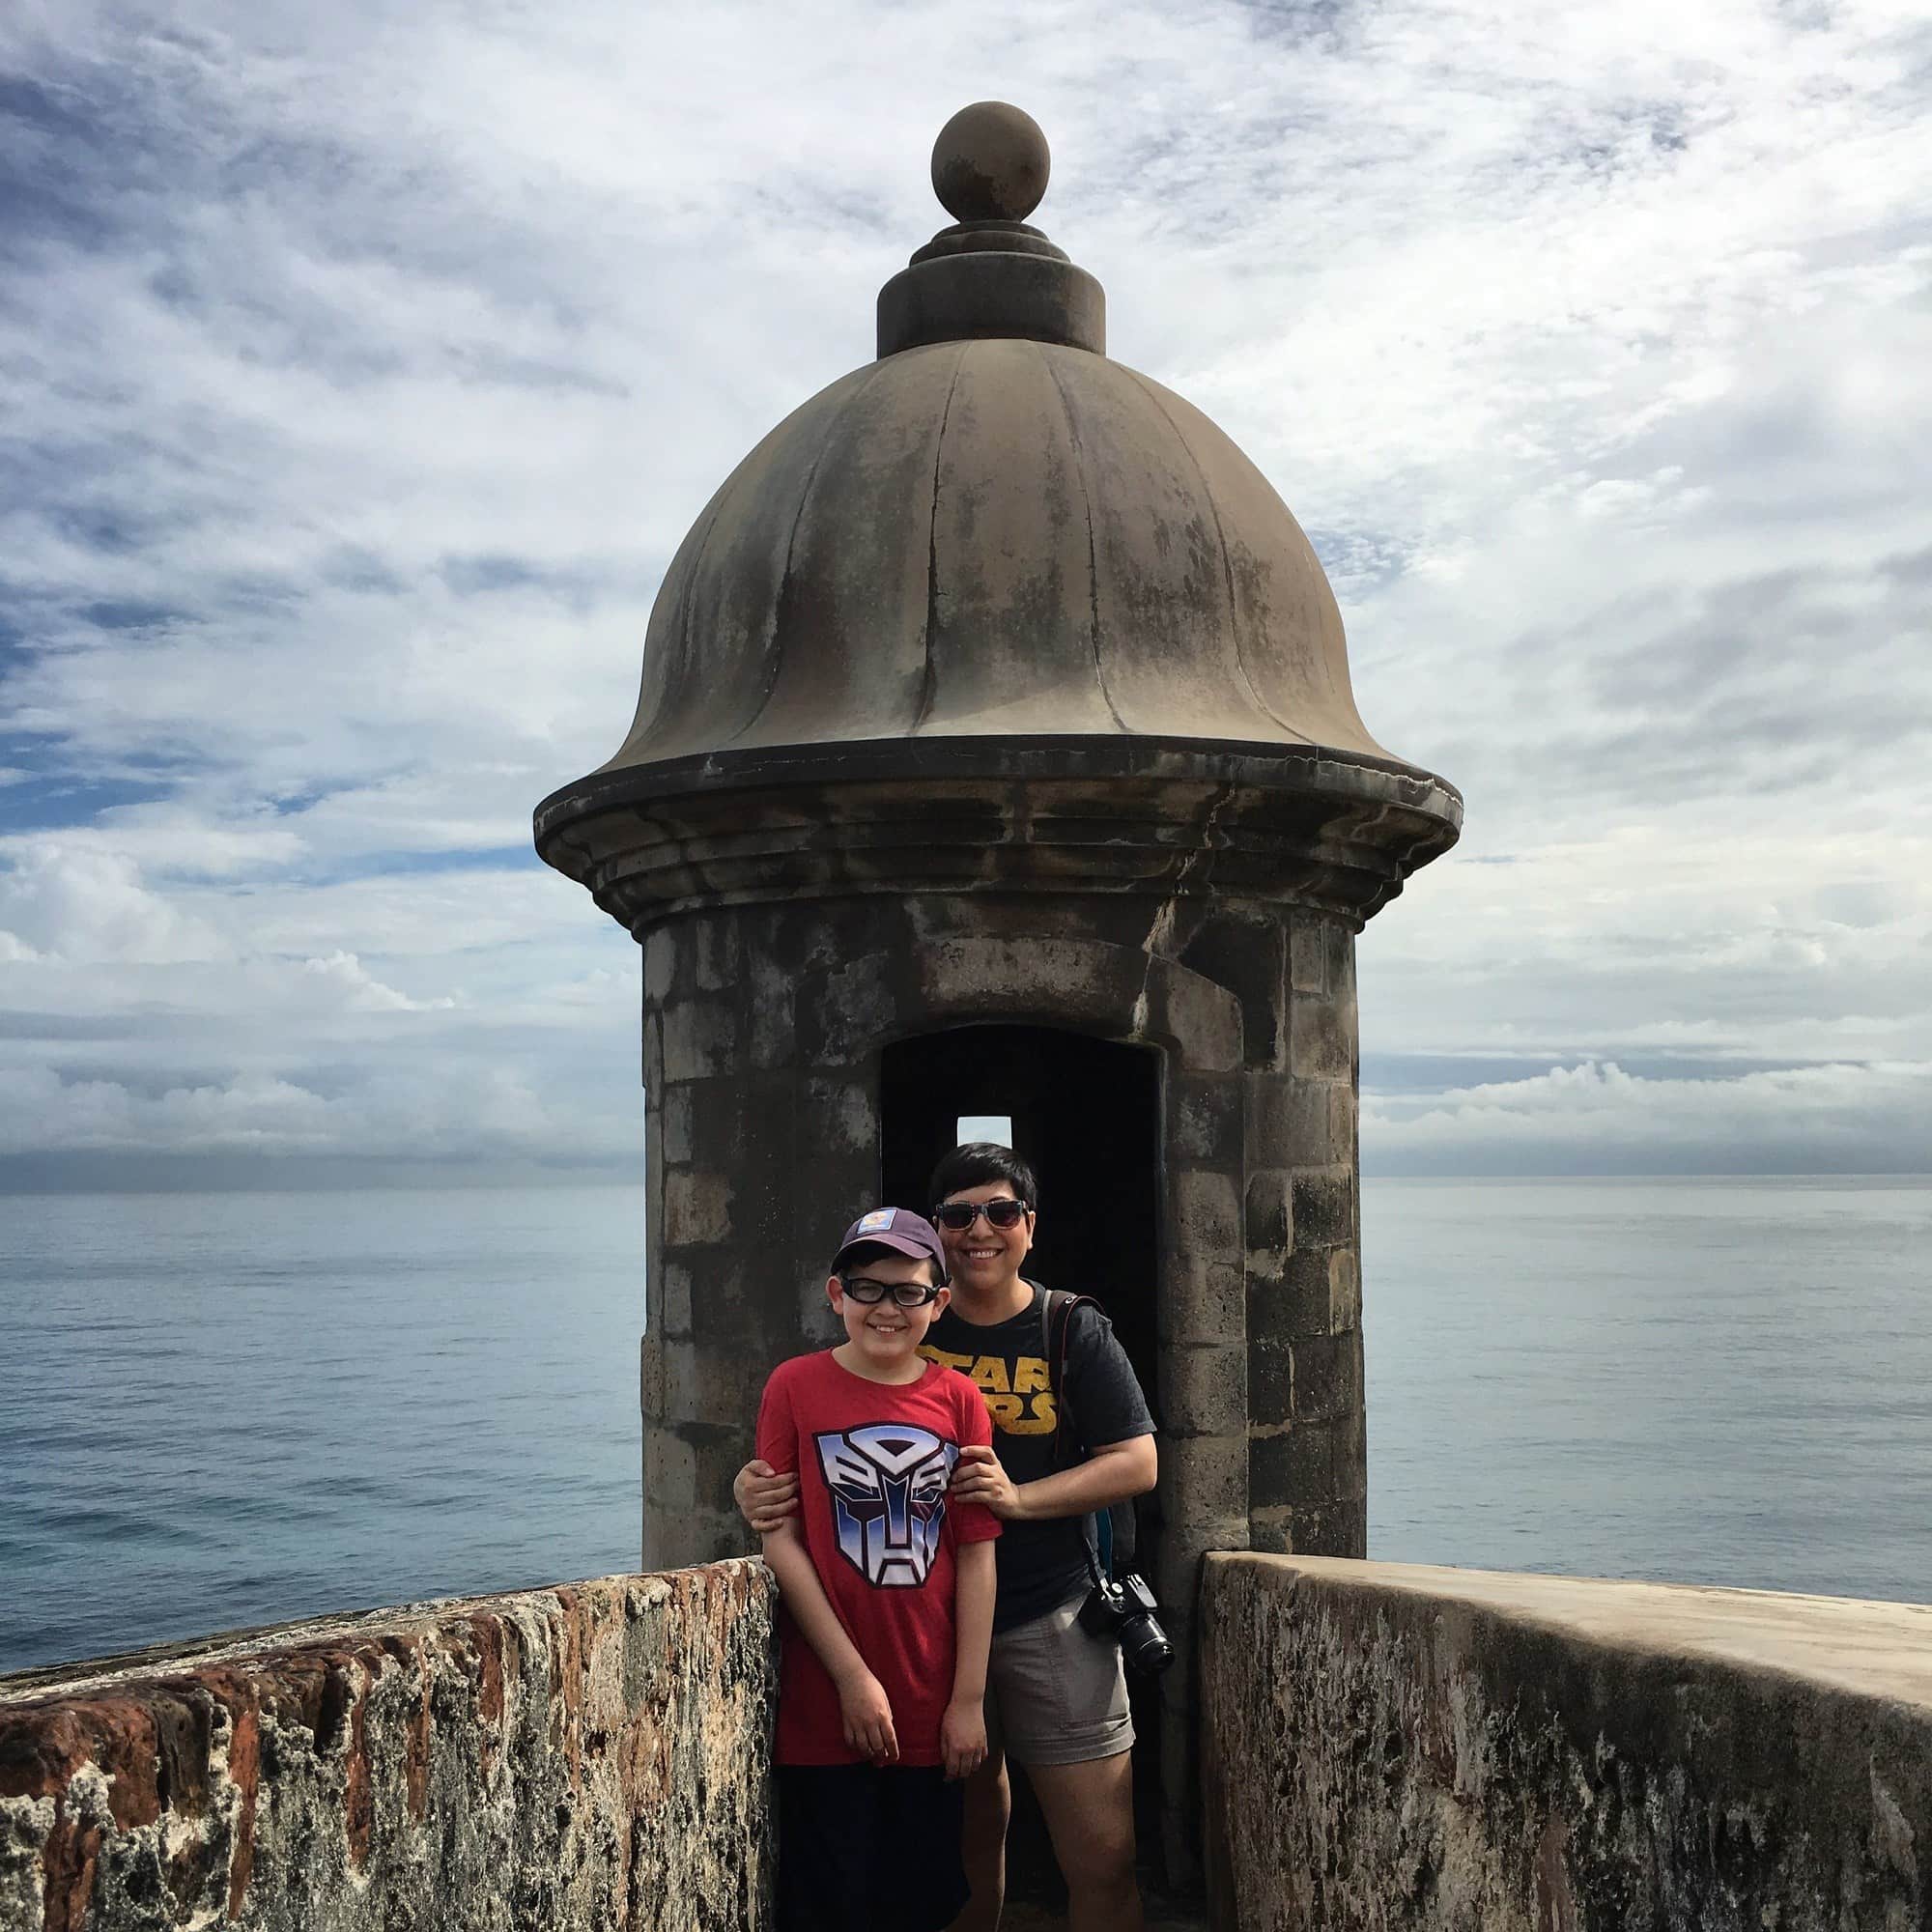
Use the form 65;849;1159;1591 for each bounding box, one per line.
639;897;1366;1557
634;874;1371;1883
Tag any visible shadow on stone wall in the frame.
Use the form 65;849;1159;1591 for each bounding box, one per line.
0;1561;775;1931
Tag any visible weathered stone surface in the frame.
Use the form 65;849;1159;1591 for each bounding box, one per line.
1289;1167;1353;1252
661;1170;732;1247
1245;1075;1337;1171
1172;1171;1243;1273
1287;1332;1362;1423
1289;989;1352;1085
1248;1420;1337;1511
660;1085;695;1166
1177;912;1287;1072
0;1563;775;1932
642;1423;697;1514
1164;1250;1247;1350
1249;1246;1331;1341
539;751;1459;935
549;322;1436;774
1201;1555;1932;1932
1243;1169;1293;1273
1168;1073;1242;1166
1288;919;1327;996
1160;1343;1250;1441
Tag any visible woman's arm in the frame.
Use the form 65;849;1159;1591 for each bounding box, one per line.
760;1521;897;1762
941;1540;996;1779
950;1431;1156;1521
733;1459;800;1532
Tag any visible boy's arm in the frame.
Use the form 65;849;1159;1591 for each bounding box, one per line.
759;1521;898;1763
950;1540;996;1706
940;1540;996;1779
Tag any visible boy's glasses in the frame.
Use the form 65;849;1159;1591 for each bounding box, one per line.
839;1277;945;1308
932;1198;1030;1232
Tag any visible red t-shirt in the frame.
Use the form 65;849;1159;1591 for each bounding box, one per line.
755;1350;1000;1766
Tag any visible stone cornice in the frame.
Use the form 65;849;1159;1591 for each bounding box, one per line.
533;735;1463;935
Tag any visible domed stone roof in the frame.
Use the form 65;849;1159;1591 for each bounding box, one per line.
536;102;1459;927
596;333;1393;771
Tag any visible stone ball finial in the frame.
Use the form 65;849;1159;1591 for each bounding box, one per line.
931;101;1050;223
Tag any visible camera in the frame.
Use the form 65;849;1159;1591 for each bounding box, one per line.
1078;1572;1175;1676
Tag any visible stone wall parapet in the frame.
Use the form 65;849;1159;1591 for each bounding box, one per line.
0;1561;776;1932
1201;1554;1932;1931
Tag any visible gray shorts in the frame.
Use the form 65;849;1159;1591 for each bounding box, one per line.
983;1593;1133;1768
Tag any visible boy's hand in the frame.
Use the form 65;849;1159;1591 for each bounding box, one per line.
734;1459;800;1533
940;1694;987;1781
950;1443;1023;1519
836;1666;898;1764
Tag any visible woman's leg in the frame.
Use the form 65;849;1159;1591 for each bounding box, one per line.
1026;1751;1143;1932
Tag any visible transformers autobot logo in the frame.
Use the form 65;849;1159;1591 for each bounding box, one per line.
814;1424;957;1588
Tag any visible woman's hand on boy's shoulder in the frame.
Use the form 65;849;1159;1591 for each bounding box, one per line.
950;1442;1023;1519
734;1459;800;1532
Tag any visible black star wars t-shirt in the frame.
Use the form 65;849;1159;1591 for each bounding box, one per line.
922;1284;1154;1634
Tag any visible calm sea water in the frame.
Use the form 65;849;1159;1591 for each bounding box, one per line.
2;1178;1928;1676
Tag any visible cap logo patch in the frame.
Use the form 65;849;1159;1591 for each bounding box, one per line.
856;1208;896;1233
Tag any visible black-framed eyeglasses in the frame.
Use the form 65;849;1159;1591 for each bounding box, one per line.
932;1198;1030;1232
839;1276;945;1308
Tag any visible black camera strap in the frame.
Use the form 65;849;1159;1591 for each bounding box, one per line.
1039;1286;1130;1584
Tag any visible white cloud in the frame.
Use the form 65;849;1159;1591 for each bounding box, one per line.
1364;1057;1932;1173
1;0;1928;1176
0;840;228;964
0;1060;628;1160
297;949;456;1012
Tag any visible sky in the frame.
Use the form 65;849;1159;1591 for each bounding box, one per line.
1;0;1928;1187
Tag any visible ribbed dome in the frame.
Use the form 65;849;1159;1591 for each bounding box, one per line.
598;337;1394;772
537;102;1459;925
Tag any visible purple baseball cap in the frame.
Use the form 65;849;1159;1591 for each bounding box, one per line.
830;1207;949;1285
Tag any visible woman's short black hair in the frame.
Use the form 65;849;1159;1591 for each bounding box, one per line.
927;1142;1038;1213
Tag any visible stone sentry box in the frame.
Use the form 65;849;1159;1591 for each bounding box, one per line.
534;101;1460;1880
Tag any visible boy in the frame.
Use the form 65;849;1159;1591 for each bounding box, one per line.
755;1207;1002;1932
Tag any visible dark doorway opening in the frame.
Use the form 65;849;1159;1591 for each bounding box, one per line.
879;1025;1160;1382
879;1024;1166;1903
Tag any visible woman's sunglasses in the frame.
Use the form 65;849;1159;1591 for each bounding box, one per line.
932;1198;1030;1232
839;1277;945;1308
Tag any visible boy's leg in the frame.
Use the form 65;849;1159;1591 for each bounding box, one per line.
875;1766;971;1932
1026;1752;1143;1932
777;1765;879;1931
785;1763;971;1932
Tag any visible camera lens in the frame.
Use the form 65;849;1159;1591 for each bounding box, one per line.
1120;1612;1175;1676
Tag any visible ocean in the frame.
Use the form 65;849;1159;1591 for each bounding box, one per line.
3;1177;1929;1677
